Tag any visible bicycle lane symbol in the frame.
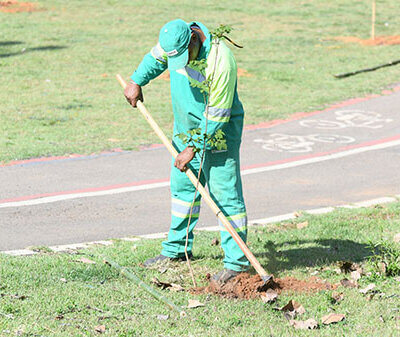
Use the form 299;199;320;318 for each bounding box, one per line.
254;133;355;153
299;110;393;130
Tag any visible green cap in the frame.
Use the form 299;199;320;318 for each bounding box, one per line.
159;19;191;71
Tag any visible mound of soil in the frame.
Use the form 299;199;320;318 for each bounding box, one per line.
0;0;39;13
333;35;400;46
192;273;334;299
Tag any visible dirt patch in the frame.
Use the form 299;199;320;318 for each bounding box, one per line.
192;273;334;299
333;36;400;46
0;0;40;13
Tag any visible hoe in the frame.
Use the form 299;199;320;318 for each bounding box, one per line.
117;74;273;286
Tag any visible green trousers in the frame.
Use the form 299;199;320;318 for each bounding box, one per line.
161;137;249;272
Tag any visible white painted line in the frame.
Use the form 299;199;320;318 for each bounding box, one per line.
305;207;335;215
337;205;359;209
249;213;297;225
139;232;168;239
241;139;400;176
49;240;113;252
119;237;141;242
1;138;399;209
50;243;89;252
1;249;36;256
353;196;397;208
195;225;221;232
0;181;170;209
1;195;398;256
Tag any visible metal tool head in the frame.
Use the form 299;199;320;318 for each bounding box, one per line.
262;274;273;283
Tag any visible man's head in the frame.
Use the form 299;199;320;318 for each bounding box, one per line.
159;19;201;71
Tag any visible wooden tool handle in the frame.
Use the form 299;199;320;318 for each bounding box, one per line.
116;74;271;281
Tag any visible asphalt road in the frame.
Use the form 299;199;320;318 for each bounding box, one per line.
1;87;400;251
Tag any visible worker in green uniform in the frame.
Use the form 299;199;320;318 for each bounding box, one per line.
124;19;248;283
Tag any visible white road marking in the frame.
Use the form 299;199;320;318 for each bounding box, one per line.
1;138;400;209
0;181;170;208
241;138;400;176
2;195;398;256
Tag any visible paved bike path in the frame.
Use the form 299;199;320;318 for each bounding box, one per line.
1;87;400;250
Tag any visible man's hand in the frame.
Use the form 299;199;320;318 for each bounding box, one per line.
124;81;143;108
174;147;195;172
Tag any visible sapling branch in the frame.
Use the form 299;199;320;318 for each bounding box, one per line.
180;24;238;286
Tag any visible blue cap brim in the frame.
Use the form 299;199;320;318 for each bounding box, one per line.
167;49;189;71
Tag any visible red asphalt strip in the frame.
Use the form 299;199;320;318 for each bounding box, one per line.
2;86;400;168
1;134;400;205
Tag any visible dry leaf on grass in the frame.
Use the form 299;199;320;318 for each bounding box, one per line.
151;278;184;292
1;294;27;300
151;278;172;290
94;325;106;333
275;300;306;319
289;318;318;330
78;257;96;264
338;261;360;273
59;278;67;283
11;294;27;300
378;262;387;275
296;221;308;229
211;238;220;246
331;292;344;303
359;283;376;294
187;299;205;309
261;289;278;303
350;270;362;281
340;278;358;288
157;314;169;320
394;233;400;243
321;313;345;325
169;283;185;292
293;211;303;218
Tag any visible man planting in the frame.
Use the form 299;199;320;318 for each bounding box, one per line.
124;19;248;283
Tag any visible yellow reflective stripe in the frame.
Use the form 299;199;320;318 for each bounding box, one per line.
219;224;247;233
171;210;200;219
171;198;200;207
227;212;247;221
205;113;230;123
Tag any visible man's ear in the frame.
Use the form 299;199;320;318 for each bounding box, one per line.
191;32;197;42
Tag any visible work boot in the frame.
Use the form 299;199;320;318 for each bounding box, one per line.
143;253;192;267
211;269;240;284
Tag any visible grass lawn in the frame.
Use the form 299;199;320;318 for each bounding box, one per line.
1;201;399;336
1;0;400;163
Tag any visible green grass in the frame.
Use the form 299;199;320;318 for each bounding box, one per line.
1;0;400;163
1;202;400;336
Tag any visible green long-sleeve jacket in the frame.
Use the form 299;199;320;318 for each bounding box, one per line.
131;21;245;150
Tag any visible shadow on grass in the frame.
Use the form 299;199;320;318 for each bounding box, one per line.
257;239;372;274
0;45;67;58
0;41;23;46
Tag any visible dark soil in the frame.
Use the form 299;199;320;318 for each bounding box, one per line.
192;273;335;299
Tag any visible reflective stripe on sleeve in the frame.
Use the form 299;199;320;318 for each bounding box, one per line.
185;66;206;83
207;106;231;118
151;43;167;64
